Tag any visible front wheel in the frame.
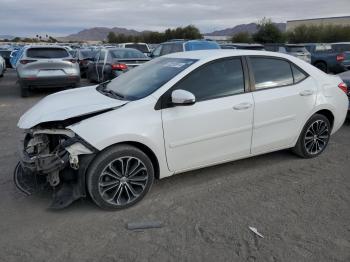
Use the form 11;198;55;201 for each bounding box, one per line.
293;114;331;158
87;145;154;210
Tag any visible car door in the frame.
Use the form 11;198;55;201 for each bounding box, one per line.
161;57;254;172
96;50;106;82
248;56;317;154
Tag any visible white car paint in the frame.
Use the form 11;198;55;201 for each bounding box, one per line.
18;50;349;179
18;85;128;129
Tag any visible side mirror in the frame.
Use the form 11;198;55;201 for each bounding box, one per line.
171;89;196;106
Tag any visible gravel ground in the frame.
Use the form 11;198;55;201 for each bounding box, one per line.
0;69;349;262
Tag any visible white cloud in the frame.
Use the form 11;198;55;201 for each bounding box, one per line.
0;0;349;36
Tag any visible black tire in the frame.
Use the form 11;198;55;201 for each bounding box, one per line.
87;144;154;210
314;62;328;73
293;114;331;158
20;84;30;97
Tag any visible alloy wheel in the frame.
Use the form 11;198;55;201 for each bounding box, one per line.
304;120;329;155
98;157;149;206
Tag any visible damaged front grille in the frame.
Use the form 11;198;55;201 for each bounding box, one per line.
20;132;70;175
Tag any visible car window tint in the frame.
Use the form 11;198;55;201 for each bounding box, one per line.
174;58;245;101
110;49;145;59
26;48;69;59
250;57;293;90
291;64;307;83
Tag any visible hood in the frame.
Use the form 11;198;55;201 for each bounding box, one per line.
18;85;128;129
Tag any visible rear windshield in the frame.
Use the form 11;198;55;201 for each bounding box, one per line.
27;48;69;58
124;44;149;53
332;44;350;52
185;41;220;51
110;49;146;59
285;46;308;52
79;50;96;59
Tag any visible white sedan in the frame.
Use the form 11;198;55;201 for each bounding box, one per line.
15;50;348;209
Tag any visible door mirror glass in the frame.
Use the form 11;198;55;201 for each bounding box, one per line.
171;89;196;105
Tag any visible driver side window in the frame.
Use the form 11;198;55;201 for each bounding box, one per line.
172;58;245;102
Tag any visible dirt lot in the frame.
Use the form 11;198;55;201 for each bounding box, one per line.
0;69;349;262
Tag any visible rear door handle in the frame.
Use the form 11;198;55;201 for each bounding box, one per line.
233;102;252;110
299;90;314;96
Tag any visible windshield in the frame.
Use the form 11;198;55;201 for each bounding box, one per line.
185;41;220;51
125;44;149;53
104;57;197;100
79;50;96;59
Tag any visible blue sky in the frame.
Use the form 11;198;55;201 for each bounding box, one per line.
0;0;349;37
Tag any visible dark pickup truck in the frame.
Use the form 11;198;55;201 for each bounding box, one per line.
304;43;347;74
331;43;350;71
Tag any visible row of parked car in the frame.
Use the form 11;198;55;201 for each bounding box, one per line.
0;40;350;97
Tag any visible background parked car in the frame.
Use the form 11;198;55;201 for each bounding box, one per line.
0;55;6;77
87;48;149;83
150;39;220;58
72;49;98;78
0;49;12;68
118;43;151;56
220;43;265;50
338;70;350;116
265;44;311;63
331;42;350;71
304;43;347;73
16;46;80;97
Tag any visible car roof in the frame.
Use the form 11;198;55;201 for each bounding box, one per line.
162;39;214;44
164;49;293;60
25;45;68;49
104;48;142;52
121;43;148;45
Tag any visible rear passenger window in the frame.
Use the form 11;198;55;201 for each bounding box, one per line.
291;64;307;83
174;58;245;101
250;57;293;90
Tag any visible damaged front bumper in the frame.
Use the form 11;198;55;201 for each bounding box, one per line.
15;128;96;209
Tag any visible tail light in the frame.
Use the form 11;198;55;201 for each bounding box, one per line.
336;53;345;62
64;59;77;63
20;59;37;65
338;82;348;94
111;63;128;70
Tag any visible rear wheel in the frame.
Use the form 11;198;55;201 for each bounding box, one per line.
314;62;328;73
293;114;331;158
87;145;154;210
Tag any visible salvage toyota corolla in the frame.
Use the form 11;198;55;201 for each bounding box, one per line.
15;50;348;210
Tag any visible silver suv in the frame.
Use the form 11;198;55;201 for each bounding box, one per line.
16;46;80;97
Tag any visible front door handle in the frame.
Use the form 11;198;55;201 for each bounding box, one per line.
233;102;252;110
299;90;314;96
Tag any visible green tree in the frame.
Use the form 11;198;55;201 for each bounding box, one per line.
253;18;284;43
231;32;252;43
287;24;350;43
107;32;118;43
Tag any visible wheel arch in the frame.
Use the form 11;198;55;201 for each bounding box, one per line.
102;141;161;180
314;109;334;129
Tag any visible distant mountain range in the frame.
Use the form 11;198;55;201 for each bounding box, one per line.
204;22;286;36
56;22;287;42
58;27;149;42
